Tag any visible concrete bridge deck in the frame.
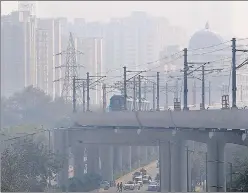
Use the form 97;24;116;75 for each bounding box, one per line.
71;109;248;130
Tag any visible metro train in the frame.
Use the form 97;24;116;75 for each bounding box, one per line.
109;95;151;111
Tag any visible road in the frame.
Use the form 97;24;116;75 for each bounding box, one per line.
100;161;158;193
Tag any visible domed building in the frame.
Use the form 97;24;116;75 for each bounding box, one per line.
189;22;224;50
186;23;248;108
188;22;230;63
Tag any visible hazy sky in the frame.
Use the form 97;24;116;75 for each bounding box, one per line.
1;1;248;38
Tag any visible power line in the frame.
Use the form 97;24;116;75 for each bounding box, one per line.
187;40;231;52
188;46;230;56
101;50;183;77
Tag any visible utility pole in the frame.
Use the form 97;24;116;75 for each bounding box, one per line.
140;75;160;110
144;80;147;98
201;65;205;109
240;85;243;101
161;80;181;110
187;61;221;109
123;66;127;110
133;77;136;111
156;72;160;111
48;129;51;187
174;79;179;100
86;72;90;111
124;67;146;111
230;162;233;191
186;146;189;192
102;83;106;112
206;153;208;192
232;37;248;108
85;72;106;111
153;83;156;111
165;82;168;109
72;76;76;113
83;81;86;112
138;75;142;111
208;81;211;106
232;38;237;108
183;48;189;110
193;80;196;106
71;77;88;113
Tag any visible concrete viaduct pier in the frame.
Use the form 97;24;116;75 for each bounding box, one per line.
53;109;248;191
53;130;153;187
54;129;227;192
159;138;226;192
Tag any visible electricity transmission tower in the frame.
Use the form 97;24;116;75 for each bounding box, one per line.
54;32;83;102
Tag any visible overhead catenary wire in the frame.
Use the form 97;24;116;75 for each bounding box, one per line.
187;40;232;52
101;50;184;78
95;40;243;88
188;46;231;56
104;42;243;85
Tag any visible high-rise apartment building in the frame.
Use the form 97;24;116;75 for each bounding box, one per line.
1;10;36;97
104;12;183;81
54;19;62;98
36;28;49;93
36;18;55;97
36;18;62;98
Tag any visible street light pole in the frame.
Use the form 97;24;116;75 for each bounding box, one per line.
123;66;127;110
183;48;188;110
186;146;189;192
48;129;51;187
156;72;160;111
86;72;90;111
138;75;142;111
205;153;208;192
201;65;205;109
230;163;233;191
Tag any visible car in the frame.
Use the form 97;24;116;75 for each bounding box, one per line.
123;181;136;190
100;181;110;190
142;175;151;184
134;176;143;187
148;181;159;191
132;171;142;181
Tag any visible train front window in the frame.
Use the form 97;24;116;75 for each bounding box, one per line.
112;99;120;106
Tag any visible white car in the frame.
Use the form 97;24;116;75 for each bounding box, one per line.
123;181;136;190
135;176;143;187
132;171;142;181
148;181;159;191
142;175;151;184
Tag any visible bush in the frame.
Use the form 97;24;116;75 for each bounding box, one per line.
67;173;102;192
1;137;62;192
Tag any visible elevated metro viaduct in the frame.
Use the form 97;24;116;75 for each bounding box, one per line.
54;109;248;192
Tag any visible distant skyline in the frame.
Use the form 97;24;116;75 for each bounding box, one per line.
1;1;248;38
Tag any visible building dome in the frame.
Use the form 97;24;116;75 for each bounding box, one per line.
188;22;224;50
